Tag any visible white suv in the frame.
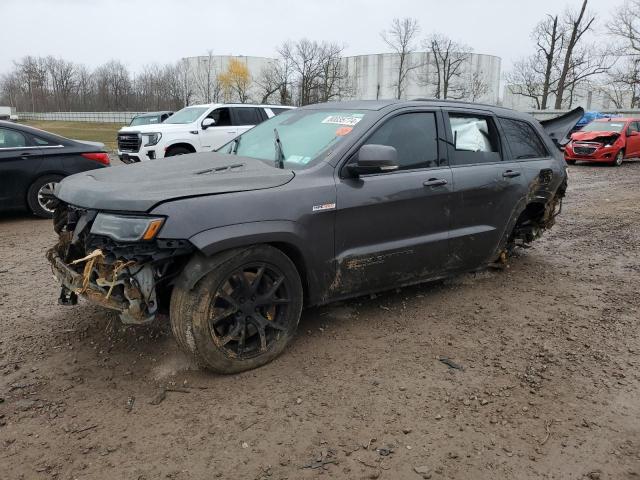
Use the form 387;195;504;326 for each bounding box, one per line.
116;103;294;162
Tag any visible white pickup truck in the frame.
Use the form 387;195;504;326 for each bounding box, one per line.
0;106;18;122
116;103;293;162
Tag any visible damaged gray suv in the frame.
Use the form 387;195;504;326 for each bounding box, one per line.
48;100;579;374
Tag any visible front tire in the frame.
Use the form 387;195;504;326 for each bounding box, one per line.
27;174;63;218
170;246;303;374
613;149;624;167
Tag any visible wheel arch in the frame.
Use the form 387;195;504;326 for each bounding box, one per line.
177;222;314;301
166;142;197;155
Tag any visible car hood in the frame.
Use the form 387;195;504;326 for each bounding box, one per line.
119;123;194;134
55;152;295;212
571;130;620;141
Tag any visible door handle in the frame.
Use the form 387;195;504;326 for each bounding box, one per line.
20;152;34;159
502;170;521;178
423;178;448;187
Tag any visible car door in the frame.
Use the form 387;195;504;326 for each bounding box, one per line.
334;109;453;295
199;107;237;150
0;126;44;209
231;107;266;136
444;109;527;271
625;121;640;157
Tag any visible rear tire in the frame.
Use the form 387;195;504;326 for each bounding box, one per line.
613;149;624;167
27;174;63;218
165;146;192;157
170;246;303;374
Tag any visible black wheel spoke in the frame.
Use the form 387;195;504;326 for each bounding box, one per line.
209;263;292;360
210;306;237;325
218;322;243;346
251;265;266;293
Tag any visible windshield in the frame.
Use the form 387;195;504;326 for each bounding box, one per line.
221;109;369;169
164;106;208;124
582;121;625;133
130;115;162;126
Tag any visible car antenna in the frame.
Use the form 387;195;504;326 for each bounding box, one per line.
274;128;285;169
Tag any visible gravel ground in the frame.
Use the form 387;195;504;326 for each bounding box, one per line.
0;162;639;480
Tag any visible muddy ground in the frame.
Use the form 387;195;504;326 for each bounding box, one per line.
1;162;639;480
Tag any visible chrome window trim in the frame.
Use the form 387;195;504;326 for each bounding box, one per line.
0;145;64;151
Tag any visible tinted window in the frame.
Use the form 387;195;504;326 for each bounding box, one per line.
448;113;501;165
363;112;439;170
33;135;53;146
0;128;27;148
499;118;548;159
233;107;262;126
208;107;232;127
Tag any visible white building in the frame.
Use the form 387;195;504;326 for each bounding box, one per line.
181;51;502;105
503;83;637;112
341;52;502;104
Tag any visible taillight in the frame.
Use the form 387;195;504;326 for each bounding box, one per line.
81;152;110;165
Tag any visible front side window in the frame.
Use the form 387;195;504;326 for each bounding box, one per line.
499;117;548;159
208;108;232;127
448;113;501;164
233;107;262;126
627;122;639;134
0;128;27;148
163;106;208;124
223;109;369;170
361;112;439;170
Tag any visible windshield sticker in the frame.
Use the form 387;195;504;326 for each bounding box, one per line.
322;115;362;126
335;126;353;136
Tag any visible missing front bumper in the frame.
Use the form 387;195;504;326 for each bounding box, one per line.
46;248;157;325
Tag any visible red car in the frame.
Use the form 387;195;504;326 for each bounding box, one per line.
565;117;640;166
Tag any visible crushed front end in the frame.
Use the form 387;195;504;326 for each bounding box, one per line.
47;202;193;324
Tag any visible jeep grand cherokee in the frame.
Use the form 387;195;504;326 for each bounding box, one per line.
47;100;579;374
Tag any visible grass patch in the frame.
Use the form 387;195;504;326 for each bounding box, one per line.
20;120;124;152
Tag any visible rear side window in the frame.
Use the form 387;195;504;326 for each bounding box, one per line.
363;112;439;170
32;135;54;146
448;113;501;165
0;128;27;148
499;118;549;159
233;107;263;125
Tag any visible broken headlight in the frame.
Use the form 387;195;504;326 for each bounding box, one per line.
90;213;164;242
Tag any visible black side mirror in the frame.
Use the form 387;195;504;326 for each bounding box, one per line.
347;144;399;176
202;118;216;130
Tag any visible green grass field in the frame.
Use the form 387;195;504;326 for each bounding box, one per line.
20;120;124;152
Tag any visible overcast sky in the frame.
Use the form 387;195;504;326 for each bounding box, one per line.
0;0;617;76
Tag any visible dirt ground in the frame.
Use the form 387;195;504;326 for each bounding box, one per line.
1;162;639;480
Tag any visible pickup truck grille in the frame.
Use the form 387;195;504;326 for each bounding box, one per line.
117;133;141;152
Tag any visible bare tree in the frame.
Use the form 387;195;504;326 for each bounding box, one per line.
534;15;565;109
554;0;595;108
424;33;471;99
45;56;76;110
609;0;640;54
464;71;490;102
278;39;326;105
380;17;421;99
192;50;221;103
504;58;545;109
